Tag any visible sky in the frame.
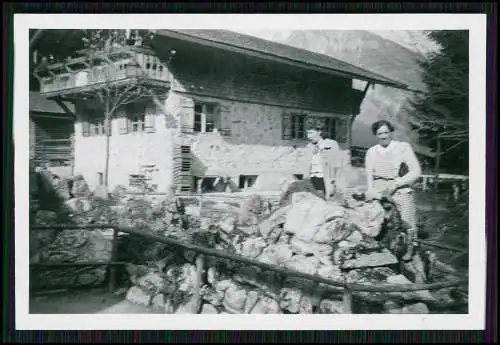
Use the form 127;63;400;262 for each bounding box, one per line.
232;29;441;55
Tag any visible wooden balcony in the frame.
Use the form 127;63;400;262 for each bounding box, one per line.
34;46;171;100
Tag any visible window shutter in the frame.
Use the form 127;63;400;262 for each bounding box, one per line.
81;108;90;137
335;117;348;144
145;104;156;133
218;104;232;137
282;113;292;140
173;145;193;194
117;109;129;135
329;118;337;140
179;97;195;133
81;121;90;137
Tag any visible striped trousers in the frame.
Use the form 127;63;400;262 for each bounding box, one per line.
392;190;418;244
373;180;418;244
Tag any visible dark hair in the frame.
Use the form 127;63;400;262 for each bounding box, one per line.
307;124;328;139
371;120;395;135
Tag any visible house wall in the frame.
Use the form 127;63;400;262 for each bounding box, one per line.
169;47;354;115
73;46;356;193
30;112;74;177
169;92;350;177
73;103;176;192
167;49;354;186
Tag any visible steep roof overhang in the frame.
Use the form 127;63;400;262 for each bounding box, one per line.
30;29;409;92
156;29;408;91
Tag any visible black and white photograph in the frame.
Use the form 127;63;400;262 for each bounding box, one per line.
15;14;487;330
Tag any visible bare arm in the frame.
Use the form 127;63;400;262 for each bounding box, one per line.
396;143;422;186
328;141;344;186
365;148;375;190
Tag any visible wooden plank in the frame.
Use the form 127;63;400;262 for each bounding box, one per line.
30;223;467;294
31;262;127;268
41;78;170;99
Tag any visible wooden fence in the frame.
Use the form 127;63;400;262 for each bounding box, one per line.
30;224;467;314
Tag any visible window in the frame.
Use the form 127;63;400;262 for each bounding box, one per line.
126;102;146;133
293;174;304;180
118;101;156;134
194;102;218;133
282;113;338;141
238;175;258;190
130;113;146;133
89;118;107;136
324;117;337;140
82;114;108;137
194;175;238;194
282;113;306;140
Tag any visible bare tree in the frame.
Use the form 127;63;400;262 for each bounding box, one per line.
75;29;166;187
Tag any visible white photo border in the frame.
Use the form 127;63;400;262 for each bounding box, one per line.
14;13;487;330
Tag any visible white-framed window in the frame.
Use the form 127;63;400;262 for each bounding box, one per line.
282;112;307;140
238;175;258;190
282;113;337;140
130;112;146;133
194;102;218;133
117;101;156;135
82;112;108;137
89;118;107;136
180;99;223;135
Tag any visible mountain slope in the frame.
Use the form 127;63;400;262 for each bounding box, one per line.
234;30;434;156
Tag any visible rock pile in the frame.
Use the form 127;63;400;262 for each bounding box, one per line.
29;172;199;291
29;170;466;313
122;191;466;314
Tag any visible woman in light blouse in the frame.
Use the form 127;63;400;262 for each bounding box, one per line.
301;124;344;200
365;120;422;262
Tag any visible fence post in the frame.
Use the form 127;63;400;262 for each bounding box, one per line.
108;227;118;294
193;253;204;314
342;271;353;314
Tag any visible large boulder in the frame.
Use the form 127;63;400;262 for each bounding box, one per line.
222;285;249;313
279;287;303;313
284;193;345;242
344;201;386;238
313;218;352;244
258;205;291;237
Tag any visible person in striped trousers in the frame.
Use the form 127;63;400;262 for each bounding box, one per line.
365;120;422;262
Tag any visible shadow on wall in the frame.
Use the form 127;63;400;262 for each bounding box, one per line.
191;153;208;177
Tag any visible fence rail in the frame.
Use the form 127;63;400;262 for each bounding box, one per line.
30;224;468;313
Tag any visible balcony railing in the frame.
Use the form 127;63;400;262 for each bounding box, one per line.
35;47;170;96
